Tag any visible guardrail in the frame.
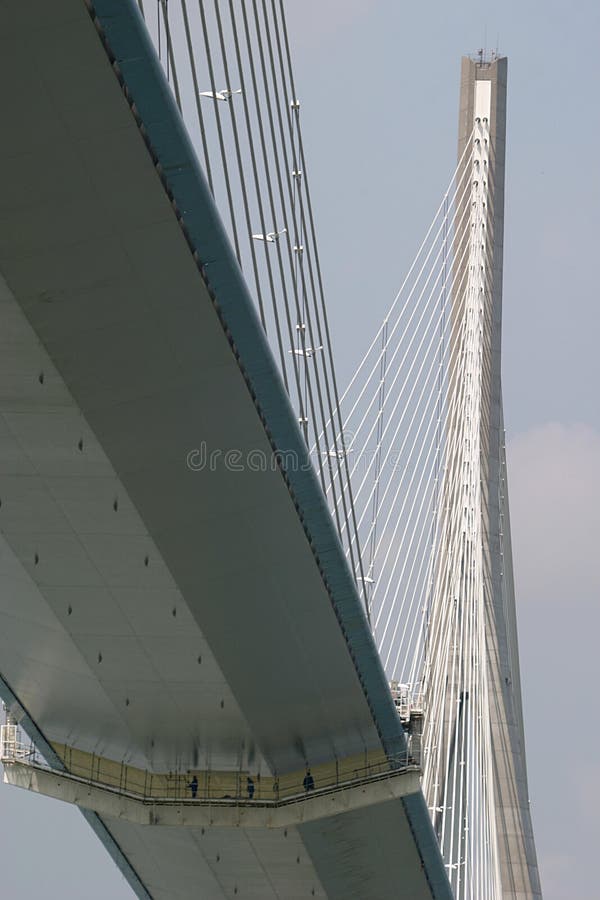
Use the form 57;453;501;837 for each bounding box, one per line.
2;725;420;807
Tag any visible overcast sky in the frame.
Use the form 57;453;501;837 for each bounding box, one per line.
1;1;598;897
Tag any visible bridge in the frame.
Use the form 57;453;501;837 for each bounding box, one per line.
0;2;541;899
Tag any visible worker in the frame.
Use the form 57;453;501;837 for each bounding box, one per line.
303;770;315;792
188;774;198;799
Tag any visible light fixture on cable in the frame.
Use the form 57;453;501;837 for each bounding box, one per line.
289;345;323;358
252;228;287;243
322;448;353;460
357;573;375;586
198;88;242;101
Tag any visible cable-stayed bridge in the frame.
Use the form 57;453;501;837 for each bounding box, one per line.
0;2;540;898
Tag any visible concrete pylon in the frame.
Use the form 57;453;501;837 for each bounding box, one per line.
457;55;542;900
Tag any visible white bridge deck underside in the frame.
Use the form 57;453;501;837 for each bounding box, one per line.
0;2;444;898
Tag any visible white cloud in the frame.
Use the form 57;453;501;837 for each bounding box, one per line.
506;422;600;898
507;422;600;606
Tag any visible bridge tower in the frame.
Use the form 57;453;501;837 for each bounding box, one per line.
422;56;542;899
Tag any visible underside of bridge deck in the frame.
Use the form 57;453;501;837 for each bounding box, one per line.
0;1;450;897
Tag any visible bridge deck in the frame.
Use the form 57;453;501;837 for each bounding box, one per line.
0;1;450;897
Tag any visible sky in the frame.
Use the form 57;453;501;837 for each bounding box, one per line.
1;1;599;897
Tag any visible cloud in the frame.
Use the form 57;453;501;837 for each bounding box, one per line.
534;759;600;900
506;422;600;606
507;422;600;898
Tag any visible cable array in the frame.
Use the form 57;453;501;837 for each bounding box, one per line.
134;9;509;892
420;115;502;898
319;120;503;896
138;0;367;602
315;137;476;657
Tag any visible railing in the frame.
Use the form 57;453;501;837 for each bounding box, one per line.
2;726;419;807
390;682;425;722
0;725;35;763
